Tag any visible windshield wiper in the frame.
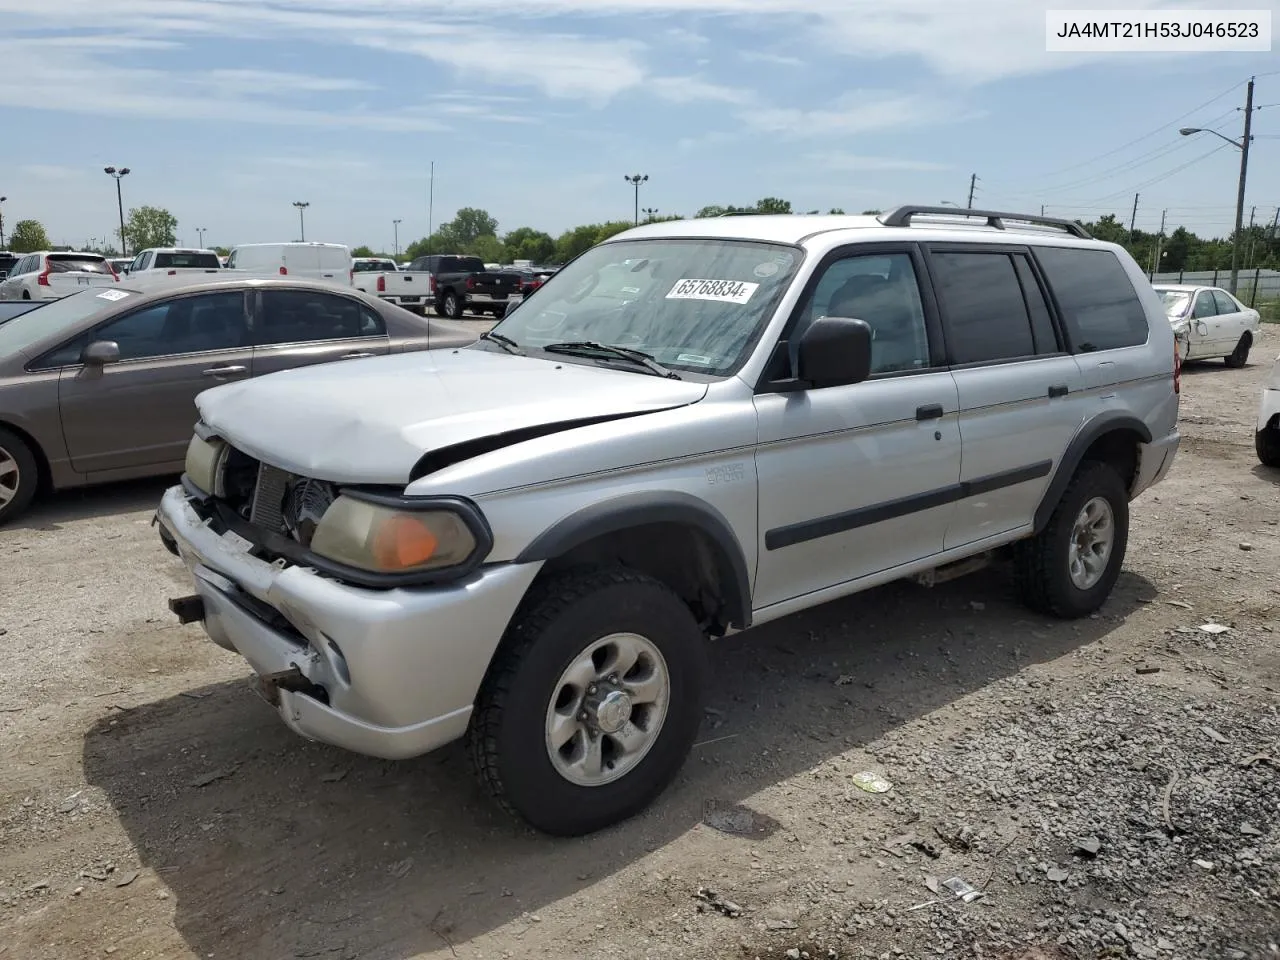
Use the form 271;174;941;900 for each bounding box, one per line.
542;341;680;379
480;330;524;355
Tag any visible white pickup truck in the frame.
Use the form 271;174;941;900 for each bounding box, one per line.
352;257;432;312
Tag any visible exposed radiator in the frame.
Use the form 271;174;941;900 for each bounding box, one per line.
249;463;291;532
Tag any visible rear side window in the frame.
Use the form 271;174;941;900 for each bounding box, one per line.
155;252;220;269
930;251;1037;364
48;255;112;274
458;257;486;273
1034;247;1149;352
1211;290;1240;315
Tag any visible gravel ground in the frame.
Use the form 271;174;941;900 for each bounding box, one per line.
1;327;1277;960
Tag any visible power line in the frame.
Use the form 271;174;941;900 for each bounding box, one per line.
1093;143;1231;202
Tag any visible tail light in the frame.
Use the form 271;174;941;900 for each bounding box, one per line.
349;269;354;284
376;275;386;292
429;275;437;295
1173;341;1181;395
37;267;50;286
466;276;476;291
279;265;288;275
167;270;177;276
106;261;119;280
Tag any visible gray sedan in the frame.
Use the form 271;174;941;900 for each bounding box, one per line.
0;277;477;524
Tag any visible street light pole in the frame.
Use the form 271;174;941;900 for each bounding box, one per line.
103;167;130;257
624;173;649;225
0;195;6;249
292;201;310;242
641;206;658;223
393;218;402;256
196;227;207;248
1179;75;1254;294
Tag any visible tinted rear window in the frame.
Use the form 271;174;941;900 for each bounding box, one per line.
48;255;113;274
154;252;220;269
930;251;1037;364
1035;247;1148;352
458;257;486;273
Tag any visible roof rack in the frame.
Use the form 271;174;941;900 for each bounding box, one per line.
877;205;1092;239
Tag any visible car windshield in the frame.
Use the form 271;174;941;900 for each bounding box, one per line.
1155;289;1192;318
0;288;137;355
490;238;801;376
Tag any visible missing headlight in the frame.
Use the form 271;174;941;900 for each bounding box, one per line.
282;478;338;547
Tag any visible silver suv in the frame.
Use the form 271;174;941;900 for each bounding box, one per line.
155;206;1181;836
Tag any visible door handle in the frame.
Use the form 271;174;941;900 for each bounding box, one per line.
341;351;374;359
915;403;944;421
201;365;247;377
1048;384;1069;398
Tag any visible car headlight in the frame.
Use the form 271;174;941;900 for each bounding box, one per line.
184;434;227;496
309;496;479;574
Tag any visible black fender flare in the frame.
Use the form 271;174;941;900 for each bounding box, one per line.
515;491;753;629
1033;413;1153;533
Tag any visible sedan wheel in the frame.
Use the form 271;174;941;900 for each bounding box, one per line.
0;428;39;525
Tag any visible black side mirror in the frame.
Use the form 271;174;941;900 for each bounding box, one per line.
81;340;122;366
796;316;873;388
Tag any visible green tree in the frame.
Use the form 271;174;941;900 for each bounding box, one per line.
213;246;230;257
555;224;604;262
829;208;846;215
122;205;177;252
9;219;50;253
351;245;378;257
1083;214;1128;245
503;227;556;263
447;208;499;248
860;209;883;215
755;197;792;215
696;205;727;218
471;234;507;263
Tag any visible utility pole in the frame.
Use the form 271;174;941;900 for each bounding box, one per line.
1040;204;1045;216
393;218;402;257
104;166;130;256
1129;192;1140;238
1229;76;1255;295
195;227;206;248
427;161;435;254
1152;209;1167;276
966;173;978;208
1271;205;1280;239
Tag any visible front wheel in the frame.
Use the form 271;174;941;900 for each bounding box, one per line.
1014;461;1129;619
1257;426;1280;468
467;568;708;836
1224;334;1251;368
0;427;40;526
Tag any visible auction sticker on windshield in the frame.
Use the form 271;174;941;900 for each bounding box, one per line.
666;278;759;304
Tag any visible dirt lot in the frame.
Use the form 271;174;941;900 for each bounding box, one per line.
2;329;1278;960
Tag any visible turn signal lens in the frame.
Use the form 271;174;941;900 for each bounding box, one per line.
310;497;477;574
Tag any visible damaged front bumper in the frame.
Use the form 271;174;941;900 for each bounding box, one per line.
154;484;541;760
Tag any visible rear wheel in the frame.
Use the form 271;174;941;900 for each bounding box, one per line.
443;291;463;319
1224;333;1251;368
1014;461;1129;619
0;427;40;526
467;568;708;836
1257;426;1280;468
21;290;30;300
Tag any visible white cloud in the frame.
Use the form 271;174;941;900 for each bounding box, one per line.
206;69;378;93
805;152;953;173
650;76;752;105
739;50;803;67
745;91;975;138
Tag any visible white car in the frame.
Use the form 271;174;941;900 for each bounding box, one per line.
0;251;119;300
125;247;222;278
1153;284;1260;367
1257;355;1280;466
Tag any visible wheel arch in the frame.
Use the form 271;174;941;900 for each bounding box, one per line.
0;418;52;493
515;492;753;633
1033;414;1151;534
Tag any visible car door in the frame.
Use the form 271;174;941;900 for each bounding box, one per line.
249;288;391;376
924;245;1087;550
55;290;253;474
753;245;962;610
1188;289;1220;358
1211;289;1246;351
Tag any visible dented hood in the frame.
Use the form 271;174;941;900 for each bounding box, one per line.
195;347;708;483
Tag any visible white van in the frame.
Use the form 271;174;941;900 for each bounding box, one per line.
225;243;353;285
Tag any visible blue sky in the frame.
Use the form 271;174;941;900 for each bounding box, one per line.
1;0;1278;253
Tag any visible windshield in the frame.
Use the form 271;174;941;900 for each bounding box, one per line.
155;252;220;269
1155;289;1192;318
491;238;801;376
0;288;136;356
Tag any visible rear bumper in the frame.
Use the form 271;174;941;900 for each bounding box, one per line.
155;484;542;760
1133;430;1180;498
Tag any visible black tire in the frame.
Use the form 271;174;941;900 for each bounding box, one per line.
21;290;31;300
1257;426;1280;468
1224;333;1251;368
1014;461;1129;619
467;568;708;836
0;427;40;526
433;300;447;317
442;291;463;320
